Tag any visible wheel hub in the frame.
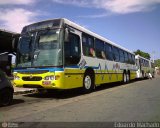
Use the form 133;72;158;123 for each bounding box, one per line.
84;76;91;89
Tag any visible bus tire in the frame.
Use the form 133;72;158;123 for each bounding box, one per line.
82;72;94;93
123;72;127;83
126;71;130;83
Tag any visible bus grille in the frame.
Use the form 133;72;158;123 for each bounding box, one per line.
22;76;42;81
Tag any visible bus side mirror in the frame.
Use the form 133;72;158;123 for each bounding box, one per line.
64;28;69;42
12;37;18;53
12;38;15;49
12;35;20;52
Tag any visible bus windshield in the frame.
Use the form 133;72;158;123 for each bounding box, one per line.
17;29;63;68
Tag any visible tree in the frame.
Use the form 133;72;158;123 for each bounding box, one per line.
134;49;151;59
155;59;160;67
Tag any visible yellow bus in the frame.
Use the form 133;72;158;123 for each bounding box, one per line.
13;18;137;93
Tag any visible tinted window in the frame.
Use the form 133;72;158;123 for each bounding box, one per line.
124;52;129;63
95;39;105;59
119;49;125;63
131;54;135;64
82;34;95;57
104;43;113;61
140;59;143;66
113;47;120;62
128;53;132;64
146;60;149;67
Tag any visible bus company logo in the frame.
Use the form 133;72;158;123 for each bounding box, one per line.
29;74;33;79
2;122;8;128
79;59;87;69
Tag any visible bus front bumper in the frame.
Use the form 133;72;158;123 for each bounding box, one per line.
13;72;64;89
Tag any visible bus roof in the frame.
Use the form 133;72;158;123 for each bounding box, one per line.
63;18;134;55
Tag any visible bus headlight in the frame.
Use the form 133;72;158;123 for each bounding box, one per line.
44;76;50;80
14;76;20;80
44;75;55;80
50;76;55;80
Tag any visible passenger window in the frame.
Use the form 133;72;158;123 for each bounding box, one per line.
128;54;132;64
104;43;113;61
64;33;81;66
124;52;129;63
131;55;135;64
82;34;95;57
95;39;105;59
113;47;120;62
119;49;125;63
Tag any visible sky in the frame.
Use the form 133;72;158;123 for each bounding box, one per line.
0;0;160;60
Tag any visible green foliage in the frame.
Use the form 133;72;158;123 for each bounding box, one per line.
134;49;151;59
155;59;160;67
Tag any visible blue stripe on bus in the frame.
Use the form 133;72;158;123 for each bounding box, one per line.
14;65;100;73
84;66;99;69
14;67;64;72
65;65;99;69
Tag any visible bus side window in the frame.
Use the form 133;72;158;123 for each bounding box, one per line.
82;34;95;57
131;54;135;64
105;43;113;61
124;52;129;63
128;53;132;64
64;33;81;66
112;46;120;62
95;39;105;59
119;49;125;63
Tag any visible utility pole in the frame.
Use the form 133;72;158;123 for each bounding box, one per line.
152;51;155;63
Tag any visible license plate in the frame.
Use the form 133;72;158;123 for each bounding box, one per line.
42;81;51;85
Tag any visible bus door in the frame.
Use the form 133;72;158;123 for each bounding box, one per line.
64;27;83;88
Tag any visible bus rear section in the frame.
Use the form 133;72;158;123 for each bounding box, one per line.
135;55;151;79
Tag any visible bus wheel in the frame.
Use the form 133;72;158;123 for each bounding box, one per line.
123;73;127;83
82;73;94;93
126;73;130;83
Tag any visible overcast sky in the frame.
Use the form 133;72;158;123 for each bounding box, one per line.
0;0;160;59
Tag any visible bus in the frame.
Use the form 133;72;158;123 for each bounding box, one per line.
13;18;137;93
150;60;155;78
135;55;154;78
